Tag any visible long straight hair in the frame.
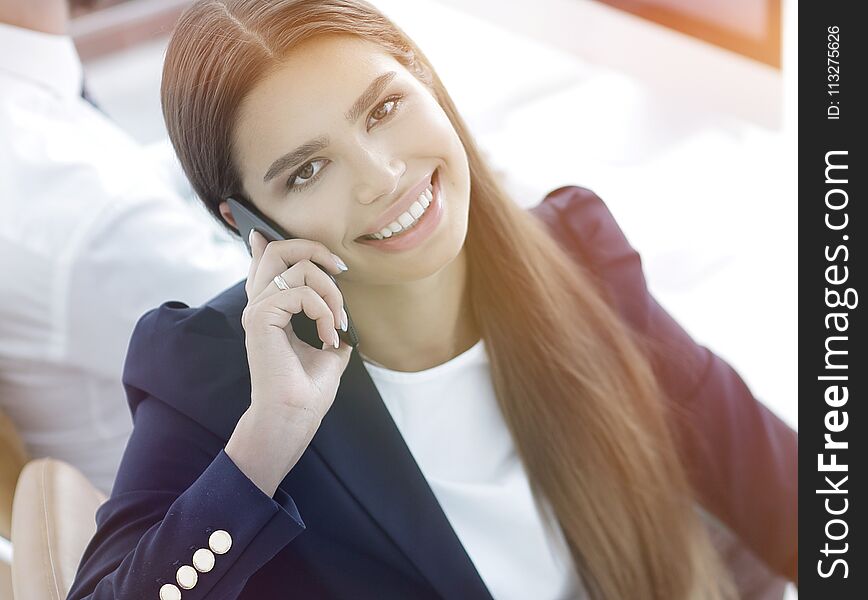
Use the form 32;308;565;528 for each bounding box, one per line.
161;2;736;598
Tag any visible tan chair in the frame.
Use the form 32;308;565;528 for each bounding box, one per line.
11;458;106;600
1;408;29;599
0;408;29;540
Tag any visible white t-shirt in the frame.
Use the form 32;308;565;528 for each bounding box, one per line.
0;23;249;494
362;339;587;600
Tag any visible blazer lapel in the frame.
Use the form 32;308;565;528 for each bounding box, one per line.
284;313;492;599
160;298;493;598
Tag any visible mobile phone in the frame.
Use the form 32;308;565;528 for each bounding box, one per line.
226;197;360;348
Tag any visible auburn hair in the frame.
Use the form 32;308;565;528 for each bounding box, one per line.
161;1;736;598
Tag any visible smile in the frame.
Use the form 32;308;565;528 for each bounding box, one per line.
355;169;444;252
360;182;434;240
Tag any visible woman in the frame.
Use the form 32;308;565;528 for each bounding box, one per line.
67;1;797;599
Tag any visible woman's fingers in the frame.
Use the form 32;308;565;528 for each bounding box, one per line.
242;231;348;350
245;229;268;299
244;285;339;349
250;237;347;300
252;259;346;332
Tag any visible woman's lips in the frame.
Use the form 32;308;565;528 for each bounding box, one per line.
355;169;443;252
356;169;436;239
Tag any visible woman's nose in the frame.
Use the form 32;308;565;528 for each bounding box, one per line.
353;155;405;206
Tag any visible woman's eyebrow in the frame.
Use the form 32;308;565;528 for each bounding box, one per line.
263;70;398;183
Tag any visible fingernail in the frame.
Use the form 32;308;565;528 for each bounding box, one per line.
248;228;256;247
331;253;348;271
332;329;341;349
340;308;348;332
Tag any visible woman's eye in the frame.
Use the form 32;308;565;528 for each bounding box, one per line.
286;158;328;191
366;94;403;129
285;95;403;193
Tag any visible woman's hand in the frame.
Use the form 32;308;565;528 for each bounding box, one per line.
226;230;353;497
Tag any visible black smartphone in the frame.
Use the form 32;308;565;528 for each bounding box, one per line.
226;197;360;348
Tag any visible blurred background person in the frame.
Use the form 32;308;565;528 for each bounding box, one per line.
0;0;249;496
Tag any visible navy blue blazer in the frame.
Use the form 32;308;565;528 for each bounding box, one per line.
67;187;797;599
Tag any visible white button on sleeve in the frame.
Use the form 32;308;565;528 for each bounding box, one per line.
176;565;198;590
193;548;215;573
209;530;232;555
159;583;181;600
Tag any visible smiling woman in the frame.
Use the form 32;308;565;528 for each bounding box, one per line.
64;1;798;599
221;33;472;303
161;5;732;593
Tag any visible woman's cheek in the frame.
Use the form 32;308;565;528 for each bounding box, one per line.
414;115;456;154
419;103;469;176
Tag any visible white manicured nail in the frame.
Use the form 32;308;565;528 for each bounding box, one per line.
331;254;348;271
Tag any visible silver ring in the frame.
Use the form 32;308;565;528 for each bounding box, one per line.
273;274;289;291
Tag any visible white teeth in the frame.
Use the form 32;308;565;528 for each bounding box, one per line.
397;212;415;228
362;178;439;241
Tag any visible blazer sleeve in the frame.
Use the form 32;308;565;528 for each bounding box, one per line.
539;185;798;584
66;326;305;598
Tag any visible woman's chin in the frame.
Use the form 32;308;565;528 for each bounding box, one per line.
358;230;467;285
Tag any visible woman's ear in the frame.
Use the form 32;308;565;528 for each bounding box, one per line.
218;201;237;229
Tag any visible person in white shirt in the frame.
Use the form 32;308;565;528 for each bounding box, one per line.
0;0;250;495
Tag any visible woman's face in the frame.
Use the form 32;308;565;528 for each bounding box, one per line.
229;34;471;286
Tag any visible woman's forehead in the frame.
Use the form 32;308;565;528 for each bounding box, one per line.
245;36;400;113
232;35;410;187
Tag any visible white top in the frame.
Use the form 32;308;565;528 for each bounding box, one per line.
0;23;250;494
362;340;587;600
